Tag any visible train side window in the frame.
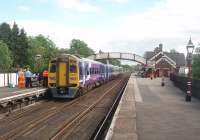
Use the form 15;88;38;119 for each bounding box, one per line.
79;66;83;76
87;69;89;75
50;63;56;72
90;68;92;74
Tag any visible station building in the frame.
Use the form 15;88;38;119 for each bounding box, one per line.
145;44;185;77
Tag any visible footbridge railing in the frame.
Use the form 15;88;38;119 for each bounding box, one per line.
87;52;155;66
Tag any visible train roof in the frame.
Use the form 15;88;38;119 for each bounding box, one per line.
50;54;81;62
51;54;122;69
81;58;104;65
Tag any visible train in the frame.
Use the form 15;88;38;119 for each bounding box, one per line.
48;54;123;98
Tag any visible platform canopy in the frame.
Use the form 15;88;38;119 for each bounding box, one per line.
87;52;155;66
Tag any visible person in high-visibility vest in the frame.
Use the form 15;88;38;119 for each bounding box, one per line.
43;70;48;87
18;68;25;89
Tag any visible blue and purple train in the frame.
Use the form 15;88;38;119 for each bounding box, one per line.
48;54;122;98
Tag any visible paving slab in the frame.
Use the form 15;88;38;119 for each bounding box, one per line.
136;77;200;140
105;74;138;140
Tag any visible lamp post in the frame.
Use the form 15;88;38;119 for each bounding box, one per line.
185;38;195;102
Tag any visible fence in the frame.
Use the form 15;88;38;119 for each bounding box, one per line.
0;73;18;87
170;74;200;99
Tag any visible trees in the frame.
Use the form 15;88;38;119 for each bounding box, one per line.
28;35;59;72
0;22;30;68
68;39;94;57
121;64;134;72
0;22;12;47
0;41;12;72
192;47;200;79
10;23;30;67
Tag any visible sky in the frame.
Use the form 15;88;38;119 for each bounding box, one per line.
1;0;200;58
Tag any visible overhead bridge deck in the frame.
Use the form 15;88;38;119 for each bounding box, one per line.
0;87;47;107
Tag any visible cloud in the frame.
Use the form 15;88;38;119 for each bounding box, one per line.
18;6;30;12
16;20;107;52
57;0;99;12
14;0;200;59
108;0;200;54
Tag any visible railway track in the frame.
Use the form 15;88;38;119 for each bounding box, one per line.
50;80;123;140
0;74;129;140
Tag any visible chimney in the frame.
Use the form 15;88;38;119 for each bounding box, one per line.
159;43;163;52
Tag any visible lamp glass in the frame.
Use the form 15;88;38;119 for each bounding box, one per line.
187;46;194;54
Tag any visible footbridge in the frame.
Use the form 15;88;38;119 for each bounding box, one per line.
87;52;154;66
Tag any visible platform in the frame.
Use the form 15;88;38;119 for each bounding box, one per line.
0;87;45;99
105;74;137;140
0;87;47;106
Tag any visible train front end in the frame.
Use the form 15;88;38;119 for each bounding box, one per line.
48;54;80;98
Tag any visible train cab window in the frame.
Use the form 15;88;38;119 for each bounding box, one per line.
50;63;56;72
70;65;77;73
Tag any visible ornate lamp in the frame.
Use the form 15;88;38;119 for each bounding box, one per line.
185;38;195;102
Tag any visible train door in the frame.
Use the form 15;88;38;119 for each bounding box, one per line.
69;59;79;86
85;62;90;81
58;62;67;87
79;61;85;85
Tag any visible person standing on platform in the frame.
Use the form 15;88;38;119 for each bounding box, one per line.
25;68;32;88
43;69;48;87
18;68;25;88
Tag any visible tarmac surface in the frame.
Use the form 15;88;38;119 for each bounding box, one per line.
136;77;200;140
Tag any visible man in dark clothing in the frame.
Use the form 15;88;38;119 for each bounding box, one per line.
25;68;32;88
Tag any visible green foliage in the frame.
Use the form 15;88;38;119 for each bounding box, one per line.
192;48;200;79
14;28;30;67
0;22;30;68
58;48;69;54
109;59;121;66
121;64;134;72
68;39;94;57
28;35;59;72
0;41;12;72
0;22;12;47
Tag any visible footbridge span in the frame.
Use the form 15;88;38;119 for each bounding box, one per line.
87;52;154;66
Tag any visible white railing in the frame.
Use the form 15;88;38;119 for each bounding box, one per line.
0;73;18;87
